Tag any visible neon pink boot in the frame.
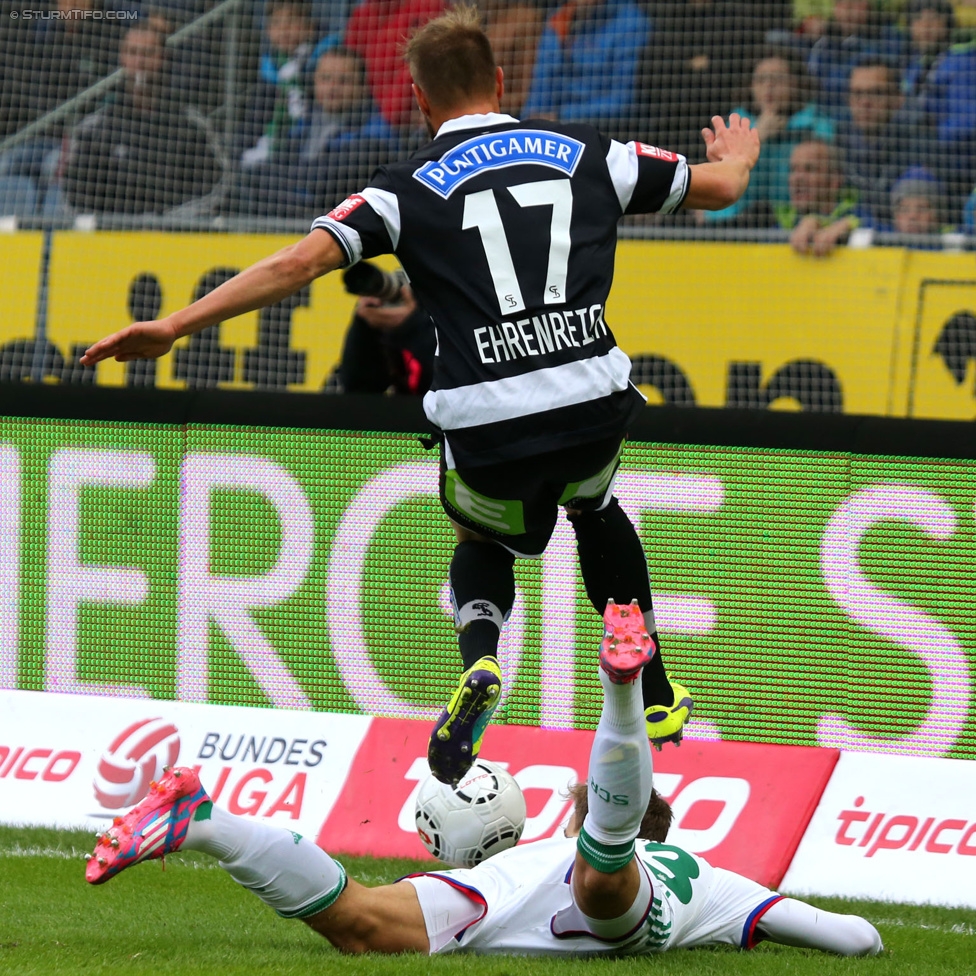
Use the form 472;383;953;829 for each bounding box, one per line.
86;766;209;885
600;599;657;684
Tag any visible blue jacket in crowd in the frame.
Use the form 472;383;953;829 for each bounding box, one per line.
903;41;976;144
521;0;650;132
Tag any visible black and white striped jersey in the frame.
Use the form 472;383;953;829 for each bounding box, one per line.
312;112;689;467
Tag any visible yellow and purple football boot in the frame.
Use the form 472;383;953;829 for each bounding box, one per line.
428;656;502;787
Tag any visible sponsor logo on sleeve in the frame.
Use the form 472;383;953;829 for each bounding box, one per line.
636;143;678;162
326;195;367;221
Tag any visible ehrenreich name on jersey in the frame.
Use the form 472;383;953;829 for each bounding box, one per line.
475;305;608;366
312;113;689;467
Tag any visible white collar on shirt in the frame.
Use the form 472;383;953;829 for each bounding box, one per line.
435;112;520;137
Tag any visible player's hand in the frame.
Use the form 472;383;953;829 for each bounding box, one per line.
356;285;418;331
79;318;179;365
701;113;760;169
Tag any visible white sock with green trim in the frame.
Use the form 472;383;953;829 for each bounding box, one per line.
578;668;653;872
183;803;346;919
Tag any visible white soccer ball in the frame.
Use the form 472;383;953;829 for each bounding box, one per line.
415;759;527;868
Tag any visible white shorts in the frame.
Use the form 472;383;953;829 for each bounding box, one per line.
663;863;784;950
406;873;487;953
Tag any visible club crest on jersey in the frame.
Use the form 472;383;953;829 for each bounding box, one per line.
414;129;585;199
635;143;678;162
326;194;366;221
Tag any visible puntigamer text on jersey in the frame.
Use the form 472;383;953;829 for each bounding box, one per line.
414;130;585;198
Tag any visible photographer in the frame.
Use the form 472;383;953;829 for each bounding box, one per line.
337;261;436;395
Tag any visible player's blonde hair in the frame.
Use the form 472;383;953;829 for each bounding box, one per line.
403;4;496;111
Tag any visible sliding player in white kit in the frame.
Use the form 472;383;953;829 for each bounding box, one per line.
85;602;882;959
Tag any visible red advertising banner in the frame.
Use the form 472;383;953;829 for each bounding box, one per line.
318;717;839;886
654;739;839;886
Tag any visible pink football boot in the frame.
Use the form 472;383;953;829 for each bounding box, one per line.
86;766;209;885
599;599;657;684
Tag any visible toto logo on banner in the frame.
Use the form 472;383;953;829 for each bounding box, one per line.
93;717;181;809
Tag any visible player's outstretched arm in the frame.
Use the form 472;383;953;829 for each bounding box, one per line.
683;114;760;211
80;230;345;366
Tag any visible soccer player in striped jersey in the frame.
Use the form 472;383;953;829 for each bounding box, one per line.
81;5;761;786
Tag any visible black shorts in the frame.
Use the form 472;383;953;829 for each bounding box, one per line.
439;435;625;557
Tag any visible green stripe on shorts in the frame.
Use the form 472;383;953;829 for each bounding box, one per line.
444;470;525;535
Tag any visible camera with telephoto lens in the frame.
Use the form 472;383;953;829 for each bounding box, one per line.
342;261;409;305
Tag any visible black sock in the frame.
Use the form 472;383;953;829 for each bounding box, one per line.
457;620;502;668
641;642;674;708
568;498;674;709
568;497;652;614
450;540;516;671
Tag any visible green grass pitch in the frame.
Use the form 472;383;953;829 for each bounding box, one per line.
2;826;975;975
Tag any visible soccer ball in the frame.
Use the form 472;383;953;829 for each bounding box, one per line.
415;759;527;868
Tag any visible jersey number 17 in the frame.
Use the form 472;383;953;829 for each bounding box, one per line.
462;178;573;315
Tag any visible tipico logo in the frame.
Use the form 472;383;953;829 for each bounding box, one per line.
93;718;181;809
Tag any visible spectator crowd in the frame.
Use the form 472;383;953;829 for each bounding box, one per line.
0;0;974;239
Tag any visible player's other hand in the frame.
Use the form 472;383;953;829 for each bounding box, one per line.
79;318;179;366
702;113;760;169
